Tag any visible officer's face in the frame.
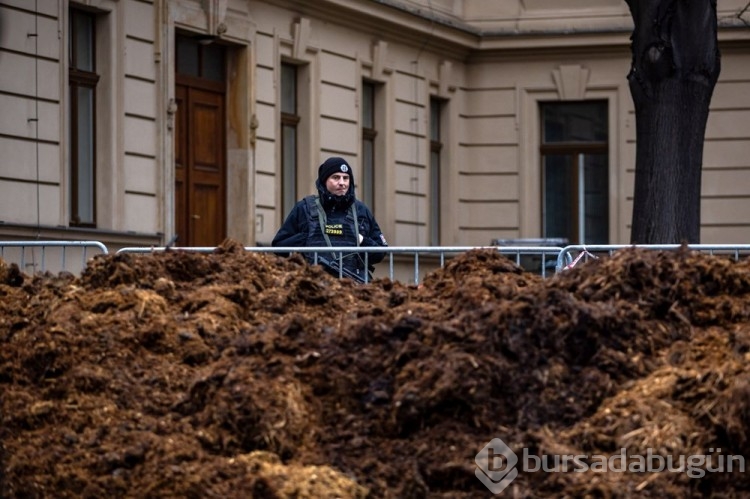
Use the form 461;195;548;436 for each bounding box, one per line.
326;173;350;196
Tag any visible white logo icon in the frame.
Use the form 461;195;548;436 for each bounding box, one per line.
475;438;519;494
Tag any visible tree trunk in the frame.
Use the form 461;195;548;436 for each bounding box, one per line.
627;0;721;244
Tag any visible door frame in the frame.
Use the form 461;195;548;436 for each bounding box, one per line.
160;4;256;247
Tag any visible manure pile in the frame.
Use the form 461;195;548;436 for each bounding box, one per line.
1;241;750;498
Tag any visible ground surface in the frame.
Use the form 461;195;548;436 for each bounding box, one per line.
1;241;750;498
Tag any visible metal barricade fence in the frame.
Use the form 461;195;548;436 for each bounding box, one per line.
0;241;109;275
7;242;748;280
556;244;750;273
116;245;565;284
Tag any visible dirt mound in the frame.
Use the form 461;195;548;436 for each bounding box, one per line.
2;242;750;498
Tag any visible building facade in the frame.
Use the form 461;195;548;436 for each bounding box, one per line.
1;0;749;254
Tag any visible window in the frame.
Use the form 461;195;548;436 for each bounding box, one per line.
362;81;377;210
281;63;299;218
69;8;99;226
429;98;443;246
541;101;609;244
176;35;225;81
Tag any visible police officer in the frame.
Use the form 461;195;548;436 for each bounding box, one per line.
272;157;388;282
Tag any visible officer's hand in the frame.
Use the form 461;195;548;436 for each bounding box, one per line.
358;234;364;244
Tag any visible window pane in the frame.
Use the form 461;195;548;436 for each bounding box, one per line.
282;124;297;217
176;36;200;77
430;99;441;141
542;101;607;143
430;98;442;246
362;81;377;210
362;138;374;208
362;82;374;129
281;64;297;115
584;154;609;244
543;155;575;243
76;86;95;224
72;11;94;71
430;149;441;245
203;43;225;82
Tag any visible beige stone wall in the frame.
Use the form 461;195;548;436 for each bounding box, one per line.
0;0;62;227
0;0;749;252
699;46;750;243
122;0;159;234
460;50;634;245
0;0;163;248
247;0;750;246
247;1;472;246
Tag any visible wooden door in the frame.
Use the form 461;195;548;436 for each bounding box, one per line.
174;83;226;246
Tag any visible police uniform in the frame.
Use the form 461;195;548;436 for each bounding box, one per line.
272;157;388;281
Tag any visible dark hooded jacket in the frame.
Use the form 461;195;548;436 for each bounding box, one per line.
272;164;387;281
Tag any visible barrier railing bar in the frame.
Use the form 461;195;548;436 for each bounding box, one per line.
116;245;565;284
414;253;419;285
5;241;748;281
0;241;108;274
0;240;109;252
556;244;750;272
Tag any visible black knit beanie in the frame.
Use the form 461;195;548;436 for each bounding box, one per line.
318;157;353;186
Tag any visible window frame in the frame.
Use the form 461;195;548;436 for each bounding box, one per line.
540;101;609;245
361;80;377;210
429;97;444;246
280;62;300;218
175;34;226;83
68;7;100;227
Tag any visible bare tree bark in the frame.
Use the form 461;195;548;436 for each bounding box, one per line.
738;1;750;26
627;0;721;244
